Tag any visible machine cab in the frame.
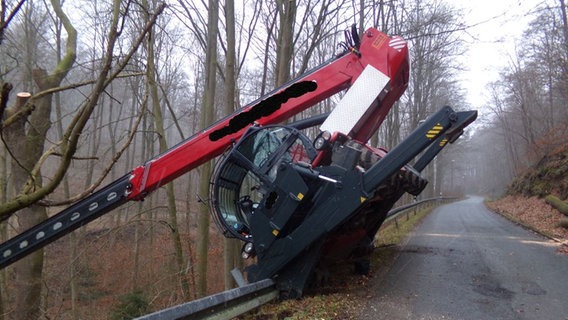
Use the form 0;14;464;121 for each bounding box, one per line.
210;125;317;242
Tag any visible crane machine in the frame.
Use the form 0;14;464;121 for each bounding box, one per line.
0;26;476;297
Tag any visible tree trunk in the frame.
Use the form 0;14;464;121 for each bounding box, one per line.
143;0;191;299
275;0;296;87
2;0;77;316
260;11;276;95
0;81;9;320
196;0;219;298
223;0;242;290
13;206;46;319
52;14;81;316
560;0;568;49
4;92;48;319
54;70;79;320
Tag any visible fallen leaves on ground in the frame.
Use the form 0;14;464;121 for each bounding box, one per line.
486;195;568;254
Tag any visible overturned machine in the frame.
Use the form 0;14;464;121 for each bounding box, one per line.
0;26;476;298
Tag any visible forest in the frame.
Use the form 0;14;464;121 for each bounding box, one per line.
0;0;567;318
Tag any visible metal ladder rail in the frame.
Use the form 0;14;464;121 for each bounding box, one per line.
0;174;131;269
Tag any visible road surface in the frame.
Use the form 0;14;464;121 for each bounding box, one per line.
361;196;568;320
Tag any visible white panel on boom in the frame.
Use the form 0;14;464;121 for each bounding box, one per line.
320;65;390;135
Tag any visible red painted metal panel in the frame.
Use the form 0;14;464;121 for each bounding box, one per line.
127;28;409;200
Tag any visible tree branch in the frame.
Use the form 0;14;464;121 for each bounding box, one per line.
39;102;146;207
0;2;164;219
0;81;13;123
0;0;26;45
1;72;144;130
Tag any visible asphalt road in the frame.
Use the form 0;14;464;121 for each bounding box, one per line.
360;196;568;320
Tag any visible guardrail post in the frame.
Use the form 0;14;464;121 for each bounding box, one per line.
231;268;247;287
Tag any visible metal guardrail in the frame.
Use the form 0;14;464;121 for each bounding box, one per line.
386;196;455;219
135;279;277;320
384;196;456;230
135;197;455;320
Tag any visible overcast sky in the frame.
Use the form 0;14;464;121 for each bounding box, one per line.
455;0;545;110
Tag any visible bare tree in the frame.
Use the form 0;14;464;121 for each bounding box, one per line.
142;0;191;300
2;0;76;316
482;2;568;185
0;0;165;316
196;0;219;298
222;0;241;290
0;1;165;219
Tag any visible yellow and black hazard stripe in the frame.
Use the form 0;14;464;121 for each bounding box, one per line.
426;123;444;139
